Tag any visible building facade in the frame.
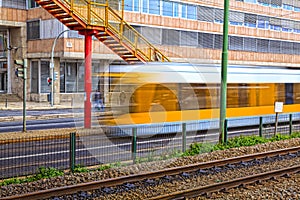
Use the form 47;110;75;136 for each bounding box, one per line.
1;0;300;104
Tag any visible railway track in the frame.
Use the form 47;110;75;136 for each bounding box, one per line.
3;146;300;200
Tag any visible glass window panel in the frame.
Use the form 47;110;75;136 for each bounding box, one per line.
134;0;140;11
162;1;173;16
229;36;243;51
271;0;282;7
141;26;161;44
269;40;281;53
162;29;180;45
229;11;244;25
65;62;77;93
28;0;39;8
283;4;293;10
31;61;38;94
258;0;270;6
283;0;293;5
244;0;257;3
124;0;133;11
257;39;269;52
149;0;160;14
187;5;197;19
40;61;50;93
198;32;214;49
60;62;65;93
293;43;300;54
142;0;148;13
214;34;223;49
294;7;300;11
78;64;85;92
269;18;281;30
27;20;40;40
181;4;187;18
198;6;214;22
244;13;257;27
173;3;179;17
257;16;269;29
2;0;26;9
214;8;224;23
180;31;197;46
294;0;300;7
281;41;293;54
244;38;257;51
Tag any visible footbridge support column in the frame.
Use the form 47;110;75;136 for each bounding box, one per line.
79;30;97;128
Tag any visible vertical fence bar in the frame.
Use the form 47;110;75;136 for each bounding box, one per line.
289;113;293;135
69;132;76;172
224;119;228;144
182;123;187;152
132;127;137;163
259;116;263;137
5;98;8;108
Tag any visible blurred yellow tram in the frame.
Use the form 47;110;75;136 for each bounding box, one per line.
96;63;300;125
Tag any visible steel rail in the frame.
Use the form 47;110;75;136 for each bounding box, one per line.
3;146;300;200
149;164;300;200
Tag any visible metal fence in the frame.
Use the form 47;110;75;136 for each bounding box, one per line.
1;112;300;179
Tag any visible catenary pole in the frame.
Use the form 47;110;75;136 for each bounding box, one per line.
219;0;229;144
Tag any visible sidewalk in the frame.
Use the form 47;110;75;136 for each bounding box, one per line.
0;101;76;110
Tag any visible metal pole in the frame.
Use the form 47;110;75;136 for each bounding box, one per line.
224;119;228;144
182;123;187;152
289;113;292;135
23;59;27;132
50;29;70;107
132;127;137;163
259;116;263;137
69;132;76;172
219;0;230;144
274;112;279;136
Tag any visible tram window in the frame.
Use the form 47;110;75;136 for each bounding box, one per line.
285;83;294;104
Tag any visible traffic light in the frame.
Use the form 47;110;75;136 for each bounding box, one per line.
14;59;25;79
54;71;59;81
47;77;52;86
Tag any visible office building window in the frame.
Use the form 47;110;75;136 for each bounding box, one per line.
31;61;39;94
28;0;39;8
162;29;180;45
149;0;160;14
187;5;196;19
180;31;197;47
244;13;257;28
40;61;50;93
198;6;214;22
180;4;187;18
124;0;133;11
257;16;269;29
27;20;40;40
162;0;173;16
142;0;149;13
229;11;244;26
2;0;26;9
214;8;224;23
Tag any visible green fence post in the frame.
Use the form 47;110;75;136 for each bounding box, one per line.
182;123;187;153
224;119;228;144
259;116;263;137
132;127;137;163
289;113;293;135
70;132;76;172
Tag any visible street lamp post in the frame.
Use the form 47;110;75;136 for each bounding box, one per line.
50;29;70;107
